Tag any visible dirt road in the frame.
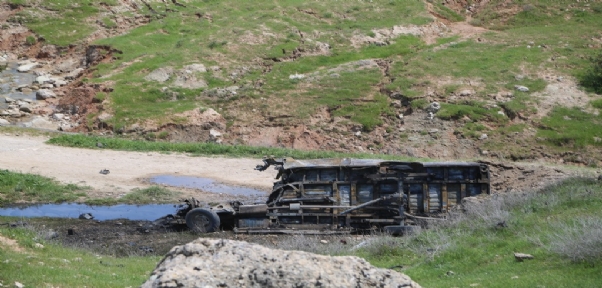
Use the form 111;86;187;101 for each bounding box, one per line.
0;134;277;200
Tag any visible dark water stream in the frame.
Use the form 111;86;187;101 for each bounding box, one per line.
0;203;176;221
0;176;268;220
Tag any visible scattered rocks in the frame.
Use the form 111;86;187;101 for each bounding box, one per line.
141;238;421;288
21;117;59;130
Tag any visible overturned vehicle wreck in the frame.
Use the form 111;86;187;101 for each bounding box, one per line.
171;158;490;235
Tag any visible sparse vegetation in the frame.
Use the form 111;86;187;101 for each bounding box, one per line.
46;134;421;161
24;35;36;45
0;170;87;206
89;186;178;205
0;224;159;288
580;51;602;94
537;106;602;148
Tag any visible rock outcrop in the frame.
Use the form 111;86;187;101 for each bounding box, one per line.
142;238;421;288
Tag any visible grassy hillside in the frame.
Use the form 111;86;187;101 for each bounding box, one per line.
6;0;602;160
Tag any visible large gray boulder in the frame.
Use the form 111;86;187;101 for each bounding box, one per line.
142;238;420;288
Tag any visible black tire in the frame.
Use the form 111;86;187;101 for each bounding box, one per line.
185;208;220;233
384;225;420;236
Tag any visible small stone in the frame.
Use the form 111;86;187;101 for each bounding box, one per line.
479;133;488;140
514;252;534;261
36;89;57;100
459;89;473;96
514;85;529;92
289;73;305;80
19;104;32;113
320;240;328;244
35;75;51;84
14;282;24;288
34;243;44;249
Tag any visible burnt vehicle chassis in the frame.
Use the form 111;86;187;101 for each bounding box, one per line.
170;158;490;235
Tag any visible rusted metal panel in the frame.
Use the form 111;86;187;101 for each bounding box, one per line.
238;204;267;214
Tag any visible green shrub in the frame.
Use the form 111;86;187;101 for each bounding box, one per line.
580;51;602;94
25;35;36;45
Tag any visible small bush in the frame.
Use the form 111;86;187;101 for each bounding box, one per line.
25;35;36;45
592;99;602;109
580;52;602;94
547;217;602;262
208;41;227;49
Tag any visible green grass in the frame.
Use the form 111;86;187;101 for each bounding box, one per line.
87;186;178;205
427;0;465;22
0;170;87;206
46;134;421;161
0;226;158;288
354;178;602;287
8;1;118;46
537;106;602;148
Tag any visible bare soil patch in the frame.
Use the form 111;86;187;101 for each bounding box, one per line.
0;234;24;253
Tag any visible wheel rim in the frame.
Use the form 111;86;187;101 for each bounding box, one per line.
191;214;211;232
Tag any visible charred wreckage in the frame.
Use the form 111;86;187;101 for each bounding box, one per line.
167;158;490;235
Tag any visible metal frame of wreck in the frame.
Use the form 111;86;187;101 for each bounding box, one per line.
232;158;491;234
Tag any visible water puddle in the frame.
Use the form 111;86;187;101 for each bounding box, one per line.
149;175;267;197
0;203;176;221
0;62;37;109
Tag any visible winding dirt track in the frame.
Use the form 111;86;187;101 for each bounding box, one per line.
0;134;277;200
